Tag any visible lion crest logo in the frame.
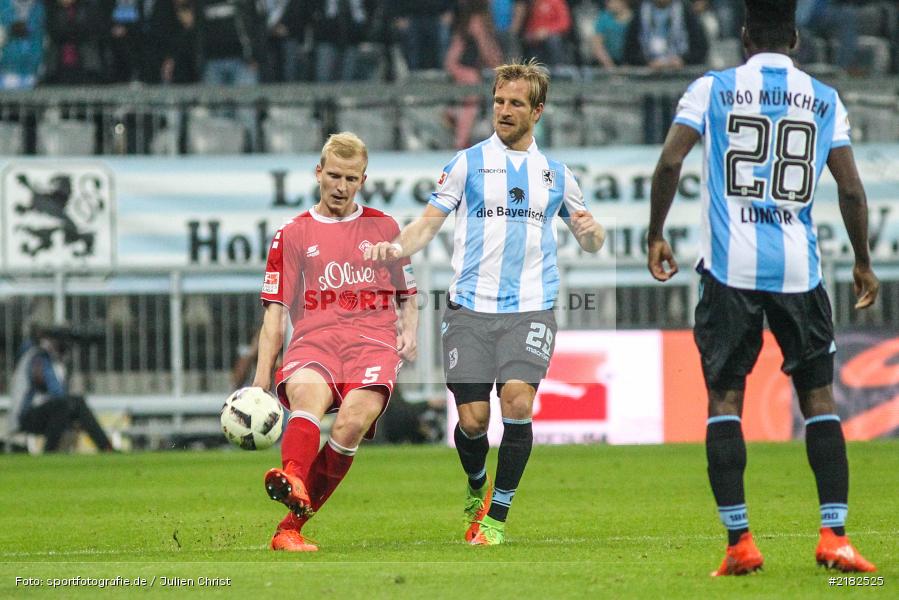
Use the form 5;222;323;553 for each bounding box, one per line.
14;173;99;257
541;169;555;189
2;165;114;268
508;187;526;204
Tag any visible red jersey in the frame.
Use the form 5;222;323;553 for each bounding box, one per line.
524;0;572;36
260;205;416;347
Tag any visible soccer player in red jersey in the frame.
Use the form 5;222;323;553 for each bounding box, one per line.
252;132;418;551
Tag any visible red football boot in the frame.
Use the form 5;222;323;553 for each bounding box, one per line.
270;528;318;552
264;468;314;518
815;528;877;572
711;532;764;576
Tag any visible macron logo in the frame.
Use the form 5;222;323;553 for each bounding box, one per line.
306;245;319;257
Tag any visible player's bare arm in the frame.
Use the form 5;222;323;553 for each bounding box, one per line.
395;292;419;362
251;301;287;390
566;210;605;252
827;146;880;309
648;123;700;281
364;204;449;261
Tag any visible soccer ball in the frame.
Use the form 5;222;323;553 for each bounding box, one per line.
220;387;284;450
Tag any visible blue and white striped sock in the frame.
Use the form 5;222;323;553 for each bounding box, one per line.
718;504;749;532
820;503;848;530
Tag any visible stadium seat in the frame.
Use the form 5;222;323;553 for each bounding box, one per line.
150;127;180;155
266;106;315;124
263;106;322;154
187;109;245;155
844;100;898;142
709;38;743;69
855;36;891;74
470;113;494;143
0;122;23;155
542;104;583;149
582;102;643;146
147;107;183;155
37;111;96;156
799;35;830;66
399;101;454;151
337;103;396;150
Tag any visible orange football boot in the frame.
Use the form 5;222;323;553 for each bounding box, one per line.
711;532;764;576
271;528;318;552
264;468;314;518
815;528;876;572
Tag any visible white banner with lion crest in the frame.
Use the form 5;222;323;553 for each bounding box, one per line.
1;144;898;271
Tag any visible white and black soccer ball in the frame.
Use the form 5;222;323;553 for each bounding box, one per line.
220;387;284;450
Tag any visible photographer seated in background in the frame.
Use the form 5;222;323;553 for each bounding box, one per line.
9;325;113;453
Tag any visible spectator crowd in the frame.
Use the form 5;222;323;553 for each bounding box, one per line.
0;0;896;92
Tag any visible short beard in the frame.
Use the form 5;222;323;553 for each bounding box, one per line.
496;123;529;148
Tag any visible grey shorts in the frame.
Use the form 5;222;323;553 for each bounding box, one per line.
441;301;557;404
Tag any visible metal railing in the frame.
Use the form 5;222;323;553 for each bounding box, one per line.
1;73;898;155
1;257;896;401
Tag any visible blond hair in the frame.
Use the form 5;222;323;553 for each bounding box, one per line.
320;131;368;170
493;59;550;109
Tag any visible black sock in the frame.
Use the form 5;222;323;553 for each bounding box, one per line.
706;417;749;545
486;419;533;523
454;423;488;490
805;416;848;536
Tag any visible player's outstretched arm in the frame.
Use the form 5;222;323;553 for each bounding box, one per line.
395;293;419;362
827;146;880;309
648;124;699;281
251;302;287;391
568;210;606;253
365;205;449;261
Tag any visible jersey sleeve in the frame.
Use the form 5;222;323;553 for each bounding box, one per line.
392;259;418;299
558;165;586;219
383;216;418;297
673;75;713;135
832;92;851;148
260;223;300;308
428;151;468;214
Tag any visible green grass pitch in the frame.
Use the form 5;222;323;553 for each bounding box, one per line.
0;441;895;598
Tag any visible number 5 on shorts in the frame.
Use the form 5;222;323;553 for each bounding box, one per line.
362;366;382;384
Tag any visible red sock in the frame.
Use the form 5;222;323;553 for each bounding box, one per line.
276;511;308;533
307;439;356;511
280;413;321;481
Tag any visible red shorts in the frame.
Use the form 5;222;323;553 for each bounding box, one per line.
274;328;403;439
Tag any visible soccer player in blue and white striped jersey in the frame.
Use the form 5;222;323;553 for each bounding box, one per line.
367;60;605;546
648;0;879;576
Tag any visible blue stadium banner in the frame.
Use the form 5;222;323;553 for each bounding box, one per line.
1;145;898;269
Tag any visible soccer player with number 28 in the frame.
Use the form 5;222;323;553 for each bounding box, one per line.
648;0;879;577
367;60;605;546
253;132;418;552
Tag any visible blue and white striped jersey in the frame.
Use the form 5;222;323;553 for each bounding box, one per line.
675;52;851;293
429;133;586;313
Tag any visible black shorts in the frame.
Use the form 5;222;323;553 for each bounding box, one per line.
441;302;557;404
693;271;835;390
